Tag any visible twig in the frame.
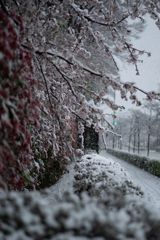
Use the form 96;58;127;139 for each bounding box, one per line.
37;57;53;108
22;45;159;102
0;0;9;15
52;62;77;98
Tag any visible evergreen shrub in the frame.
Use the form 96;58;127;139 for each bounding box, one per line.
106;148;160;177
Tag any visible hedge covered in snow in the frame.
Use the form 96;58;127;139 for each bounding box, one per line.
73;154;143;197
106;148;160;177
1;188;160;240
1;153;160;240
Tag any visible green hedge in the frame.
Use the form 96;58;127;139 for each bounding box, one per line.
106;148;160;177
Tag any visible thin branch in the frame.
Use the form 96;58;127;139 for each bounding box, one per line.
0;0;21;26
45;50;73;65
70;3;138;29
132;86;148;96
22;45;159;102
70;3;110;27
0;0;9;15
114;7;140;26
78;85;99;98
12;0;21;15
114;14;130;25
52;62;77;98
84;15;110;27
78;85;122;109
37;57;53;108
71;110;86;123
50;92;58;100
106;129;122;138
41;50;105;77
125;42;139;74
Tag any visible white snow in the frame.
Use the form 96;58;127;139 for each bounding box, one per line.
43;151;160;213
100;150;160;210
2;152;160;240
43;162;76;205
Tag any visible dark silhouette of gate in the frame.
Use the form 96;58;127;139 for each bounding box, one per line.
83;125;99;153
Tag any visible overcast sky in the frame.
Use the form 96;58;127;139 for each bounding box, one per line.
114;14;160;112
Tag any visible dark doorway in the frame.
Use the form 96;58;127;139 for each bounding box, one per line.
83;125;99;153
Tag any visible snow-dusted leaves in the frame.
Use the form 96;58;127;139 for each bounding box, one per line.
0;185;160;240
0;11;40;190
73;153;143;197
2;0;160;191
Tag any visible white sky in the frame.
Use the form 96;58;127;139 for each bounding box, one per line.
115;14;160;111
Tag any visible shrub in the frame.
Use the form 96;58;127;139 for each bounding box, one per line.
37;152;68;189
156;147;160;152
106;148;160;177
1;153;160;240
0;11;39;190
73;153;143;197
0;11;78;191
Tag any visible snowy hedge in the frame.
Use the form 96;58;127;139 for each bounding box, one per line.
0;11;74;191
73;154;143;197
0;11;41;190
106;148;160;177
1;190;160;240
156;147;160;152
1;154;160;240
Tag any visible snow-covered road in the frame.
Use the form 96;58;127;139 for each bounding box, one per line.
100;150;160;210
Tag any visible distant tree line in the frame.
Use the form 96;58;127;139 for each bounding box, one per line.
107;101;160;156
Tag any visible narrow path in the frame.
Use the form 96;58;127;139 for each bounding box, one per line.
100;151;160;210
43;151;160;210
42;163;76;205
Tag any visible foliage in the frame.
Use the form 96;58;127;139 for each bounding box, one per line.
30;112;77;190
0;9;78;190
106;148;160;177
74;153;143;197
0;11;40;190
156;146;160;152
4;0;160;145
1;0;160;190
37;152;67;189
1;154;160;240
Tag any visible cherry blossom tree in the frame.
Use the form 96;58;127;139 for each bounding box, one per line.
1;0;160;189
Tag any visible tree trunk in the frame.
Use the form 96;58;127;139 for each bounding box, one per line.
128;135;131;152
147;131;150;156
138;129;140;154
147;111;152;157
128;126;132;152
133;130;136;153
112;135;115;148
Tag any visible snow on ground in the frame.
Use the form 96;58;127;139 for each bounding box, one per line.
39;151;160;240
2;152;160;240
43;162;76;205
43;151;160;212
115;147;160;161
73;153;143;198
100;150;160;210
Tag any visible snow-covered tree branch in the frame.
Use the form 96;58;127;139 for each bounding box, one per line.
1;0;160;189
